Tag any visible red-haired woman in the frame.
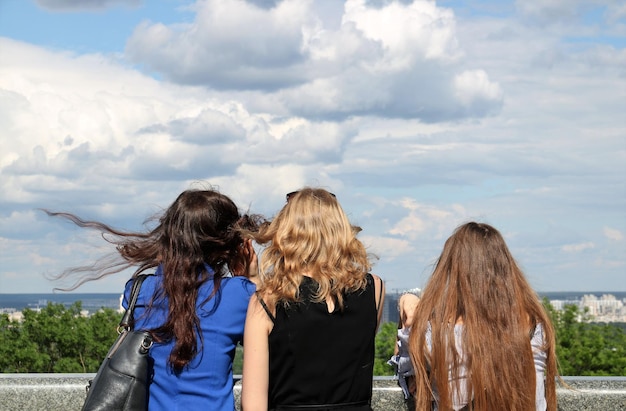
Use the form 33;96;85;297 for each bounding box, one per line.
409;222;558;411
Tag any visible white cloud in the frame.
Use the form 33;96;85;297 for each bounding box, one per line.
562;242;595;253
0;1;624;293
386;198;466;241
144;108;247;145
0;38;361;215
454;69;503;108
126;0;312;90
515;0;580;21
0;210;43;239
35;0;141;11
360;235;413;259
605;3;626;23
124;0;502;121
209;163;315;212
603;227;624;241
342;0;461;64
514;0;619;24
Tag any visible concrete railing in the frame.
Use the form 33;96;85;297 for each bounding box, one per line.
0;374;625;410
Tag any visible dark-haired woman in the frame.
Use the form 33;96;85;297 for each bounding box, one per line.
46;188;261;410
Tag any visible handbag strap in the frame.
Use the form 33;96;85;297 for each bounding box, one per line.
119;273;152;331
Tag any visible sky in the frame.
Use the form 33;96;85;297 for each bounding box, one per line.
0;0;624;294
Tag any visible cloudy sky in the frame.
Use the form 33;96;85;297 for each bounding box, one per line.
0;0;624;294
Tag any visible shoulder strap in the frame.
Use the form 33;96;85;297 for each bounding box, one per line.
119;273;152;331
255;292;276;324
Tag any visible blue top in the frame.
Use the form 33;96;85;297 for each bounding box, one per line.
122;265;255;411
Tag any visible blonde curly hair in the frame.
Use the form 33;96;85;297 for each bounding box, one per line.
249;187;371;309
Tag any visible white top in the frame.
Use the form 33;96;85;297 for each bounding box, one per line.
425;322;547;411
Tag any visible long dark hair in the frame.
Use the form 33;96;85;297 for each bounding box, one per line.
44;188;261;370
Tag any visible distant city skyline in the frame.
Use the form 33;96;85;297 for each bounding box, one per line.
3;291;626;325
0;0;624;293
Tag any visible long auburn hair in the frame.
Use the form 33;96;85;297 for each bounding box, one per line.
248;187;370;309
45;189;260;370
409;222;557;411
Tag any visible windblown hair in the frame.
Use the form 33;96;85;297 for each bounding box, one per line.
44;188;261;370
409;222;557;411
248;187;370;309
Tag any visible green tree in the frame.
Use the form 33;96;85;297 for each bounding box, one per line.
87;308;122;368
0;302;119;373
21;302;89;372
545;300;626;376
4;299;623;376
233;345;244;375
0;313;49;372
374;321;397;376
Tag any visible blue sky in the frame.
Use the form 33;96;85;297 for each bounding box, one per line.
0;0;624;294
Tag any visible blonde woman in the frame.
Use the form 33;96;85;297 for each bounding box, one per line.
409;222;558;411
241;188;384;411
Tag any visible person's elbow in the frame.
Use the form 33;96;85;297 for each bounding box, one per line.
241;395;267;411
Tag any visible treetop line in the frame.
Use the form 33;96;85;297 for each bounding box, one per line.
1;300;624;376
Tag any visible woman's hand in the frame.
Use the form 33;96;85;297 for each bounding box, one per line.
233;239;260;283
241;239;259;283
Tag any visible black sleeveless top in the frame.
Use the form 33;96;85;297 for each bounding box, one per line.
260;274;378;411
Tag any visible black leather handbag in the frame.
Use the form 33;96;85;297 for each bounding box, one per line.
82;273;154;411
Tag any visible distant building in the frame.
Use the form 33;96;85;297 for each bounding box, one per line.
0;307;16;314
550;294;626;323
382;293;399;325
379;287;422;327
8;311;23;322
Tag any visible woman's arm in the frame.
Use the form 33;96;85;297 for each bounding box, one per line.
399;293;420;329
241;295;273;411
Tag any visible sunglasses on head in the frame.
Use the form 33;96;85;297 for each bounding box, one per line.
286;191;336;202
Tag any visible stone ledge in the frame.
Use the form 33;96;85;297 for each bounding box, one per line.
0;374;624;410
